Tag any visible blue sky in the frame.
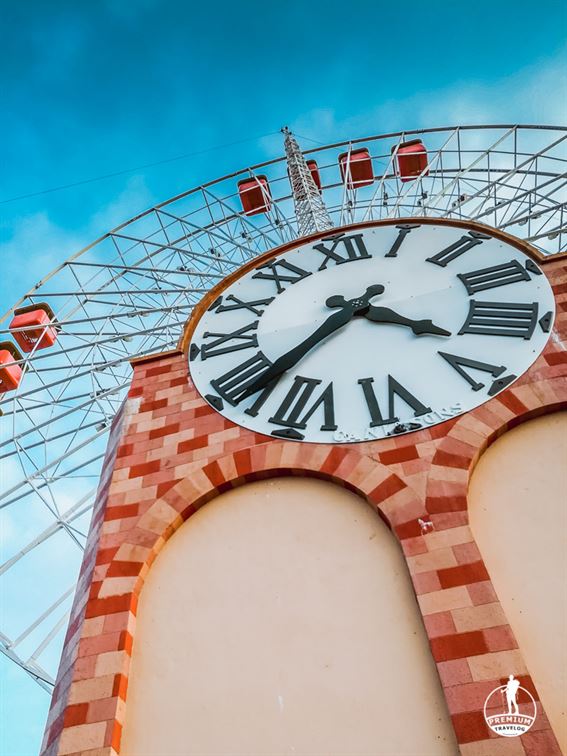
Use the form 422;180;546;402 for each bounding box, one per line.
0;1;566;754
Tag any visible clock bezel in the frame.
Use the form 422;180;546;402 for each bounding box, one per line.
179;216;557;355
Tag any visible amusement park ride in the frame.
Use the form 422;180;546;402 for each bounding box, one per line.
0;124;565;704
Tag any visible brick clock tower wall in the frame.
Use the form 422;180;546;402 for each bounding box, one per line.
40;253;567;756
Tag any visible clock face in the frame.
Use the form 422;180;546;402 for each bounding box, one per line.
188;221;554;443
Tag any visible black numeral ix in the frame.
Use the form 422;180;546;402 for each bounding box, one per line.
459;301;539;339
213;294;275;316
269;376;337;440
358;376;431;426
313;232;371;270
200;321;259;360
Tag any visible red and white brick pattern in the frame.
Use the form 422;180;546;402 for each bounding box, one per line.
40;258;567;756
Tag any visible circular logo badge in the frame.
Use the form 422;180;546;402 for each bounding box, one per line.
483;675;537;737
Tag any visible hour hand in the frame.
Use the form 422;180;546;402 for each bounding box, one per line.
236;305;355;401
365;305;451;336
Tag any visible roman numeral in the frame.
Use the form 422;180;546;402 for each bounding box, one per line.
457;260;532;295
252;257;311;293
426;230;491;267
201;321;259;360
312;232;371;270
214;294;275;316
384;223;421;257
459;301;539;339
438;351;516;395
358;376;431;427
268;376;337;439
210;351;272;405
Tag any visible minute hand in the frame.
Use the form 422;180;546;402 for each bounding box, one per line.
365;305;451;336
239;306;355;401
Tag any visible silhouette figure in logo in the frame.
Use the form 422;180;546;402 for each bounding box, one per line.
505;674;520;715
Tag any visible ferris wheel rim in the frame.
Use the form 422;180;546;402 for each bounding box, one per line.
3;122;566;325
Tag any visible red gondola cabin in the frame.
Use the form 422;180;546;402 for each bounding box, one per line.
9;303;57;353
238;176;272;215
394;139;428;182
338;148;374;188
0;342;23;393
306;160;322;191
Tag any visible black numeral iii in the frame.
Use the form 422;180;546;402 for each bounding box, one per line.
457;260;531;295
459;301;539;339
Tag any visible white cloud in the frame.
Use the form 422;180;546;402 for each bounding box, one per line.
0;176;155;303
289;46;567;148
88;175;155;238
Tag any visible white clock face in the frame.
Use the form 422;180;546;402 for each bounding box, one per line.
188;221;554;443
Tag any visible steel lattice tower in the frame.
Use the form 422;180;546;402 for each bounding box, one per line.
283;127;333;237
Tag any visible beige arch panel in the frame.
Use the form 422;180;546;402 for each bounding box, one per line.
121;477;457;756
469;411;567;752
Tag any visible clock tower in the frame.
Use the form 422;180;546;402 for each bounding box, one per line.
40;130;567;756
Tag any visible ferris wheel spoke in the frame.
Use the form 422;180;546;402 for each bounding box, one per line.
8;588;75;649
447;133;567;220
201;187;281;251
6;428;108;503
28;611;71;666
466;167;565;224
0;400;113;465
421;126;518;214
0;638;55;691
110;230;243;272
501;177;567;229
157;207;258;263
3;418;106;457
10;315;192;379
525;222;567;242
0;494;94;577
66;259;226;280
470;173;567;227
1;450;106;510
0;344;159;417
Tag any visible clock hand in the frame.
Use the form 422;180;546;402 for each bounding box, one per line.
237;284;385;401
364;305;451;336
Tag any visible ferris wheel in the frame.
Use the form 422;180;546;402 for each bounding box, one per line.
1;124;566;692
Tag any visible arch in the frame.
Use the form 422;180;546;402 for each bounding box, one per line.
468;411;567;751
85;443;428;755
425;374;567;519
120;476;458;756
104;441;427;602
